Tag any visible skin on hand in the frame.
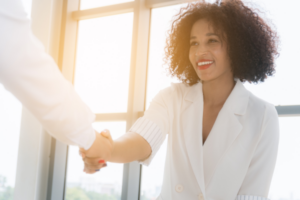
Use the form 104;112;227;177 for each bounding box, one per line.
82;157;108;174
80;130;114;173
81;131;152;174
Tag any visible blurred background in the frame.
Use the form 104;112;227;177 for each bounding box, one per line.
1;0;300;200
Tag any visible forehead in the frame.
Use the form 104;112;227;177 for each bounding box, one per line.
190;19;217;36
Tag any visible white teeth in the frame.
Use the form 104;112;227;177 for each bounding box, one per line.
198;61;213;66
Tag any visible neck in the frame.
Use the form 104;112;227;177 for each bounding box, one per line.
202;74;235;106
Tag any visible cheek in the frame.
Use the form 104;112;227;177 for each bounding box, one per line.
212;46;228;64
189;49;194;65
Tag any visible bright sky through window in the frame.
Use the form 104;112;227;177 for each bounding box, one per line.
243;0;300;106
74;13;133;113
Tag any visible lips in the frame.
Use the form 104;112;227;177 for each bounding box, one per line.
197;59;214;70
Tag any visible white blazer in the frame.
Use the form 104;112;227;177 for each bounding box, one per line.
129;80;279;200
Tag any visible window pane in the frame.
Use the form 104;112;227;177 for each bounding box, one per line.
141;4;186;200
145;5;186;109
243;0;300;106
74;13;133;113
0;85;22;199
65;121;126;200
80;0;134;10
269;117;300;199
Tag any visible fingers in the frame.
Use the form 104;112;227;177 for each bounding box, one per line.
80;129;113;174
79;148;86;158
79;147;108;174
82;129;114;159
82;157;103;165
83;157;108;174
84;163;107;174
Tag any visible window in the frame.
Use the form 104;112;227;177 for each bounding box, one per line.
0;85;22;200
243;0;300;106
65;12;134;199
74;13;133;113
269;117;300;199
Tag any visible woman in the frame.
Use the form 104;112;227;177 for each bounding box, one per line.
82;0;280;199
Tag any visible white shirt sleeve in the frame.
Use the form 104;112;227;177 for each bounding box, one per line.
0;0;95;150
129;117;165;166
129;86;175;165
237;104;279;199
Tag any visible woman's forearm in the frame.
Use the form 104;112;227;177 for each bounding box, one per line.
108;132;152;163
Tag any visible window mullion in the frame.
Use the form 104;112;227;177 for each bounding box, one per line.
276;105;300;117
72;2;135;20
122;0;151;200
47;0;80;200
146;0;194;8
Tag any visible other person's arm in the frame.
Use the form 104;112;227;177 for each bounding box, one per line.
0;0;95;150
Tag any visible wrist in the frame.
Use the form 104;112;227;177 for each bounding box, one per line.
107;139;116;162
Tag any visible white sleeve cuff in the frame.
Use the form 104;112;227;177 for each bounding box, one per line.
128;117;166;166
236;195;269;200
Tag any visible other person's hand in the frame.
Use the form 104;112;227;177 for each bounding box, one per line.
80;129;113;174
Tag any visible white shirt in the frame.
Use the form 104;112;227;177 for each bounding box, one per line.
129;80;279;200
0;0;95;150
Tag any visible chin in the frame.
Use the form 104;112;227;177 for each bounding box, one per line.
198;75;214;82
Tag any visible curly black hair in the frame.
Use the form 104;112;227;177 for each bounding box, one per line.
165;0;279;85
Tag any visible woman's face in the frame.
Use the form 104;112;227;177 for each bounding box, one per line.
189;19;232;82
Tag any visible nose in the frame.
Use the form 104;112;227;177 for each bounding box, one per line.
195;44;208;57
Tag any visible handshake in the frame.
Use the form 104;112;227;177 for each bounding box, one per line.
78;129;152;174
79;130;114;174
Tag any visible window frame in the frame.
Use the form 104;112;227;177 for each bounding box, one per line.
15;0;300;200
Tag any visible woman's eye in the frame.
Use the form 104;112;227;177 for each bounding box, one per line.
208;39;218;43
190;41;198;46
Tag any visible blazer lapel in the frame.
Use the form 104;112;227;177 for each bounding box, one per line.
203;80;250;187
182;83;206;196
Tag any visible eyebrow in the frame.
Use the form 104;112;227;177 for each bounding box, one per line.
190;33;219;40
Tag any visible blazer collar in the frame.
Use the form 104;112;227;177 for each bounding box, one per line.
224;79;250;116
184;79;249;116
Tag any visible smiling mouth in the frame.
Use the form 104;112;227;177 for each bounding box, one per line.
197;61;213;70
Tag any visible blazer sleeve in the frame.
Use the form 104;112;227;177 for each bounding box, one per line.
236;104;280;200
128;85;175;166
0;0;96;150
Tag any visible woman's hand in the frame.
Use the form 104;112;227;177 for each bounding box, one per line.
79;130;114;174
80;131;152;174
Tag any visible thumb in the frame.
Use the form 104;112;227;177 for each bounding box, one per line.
79;148;86;158
101;129;113;142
